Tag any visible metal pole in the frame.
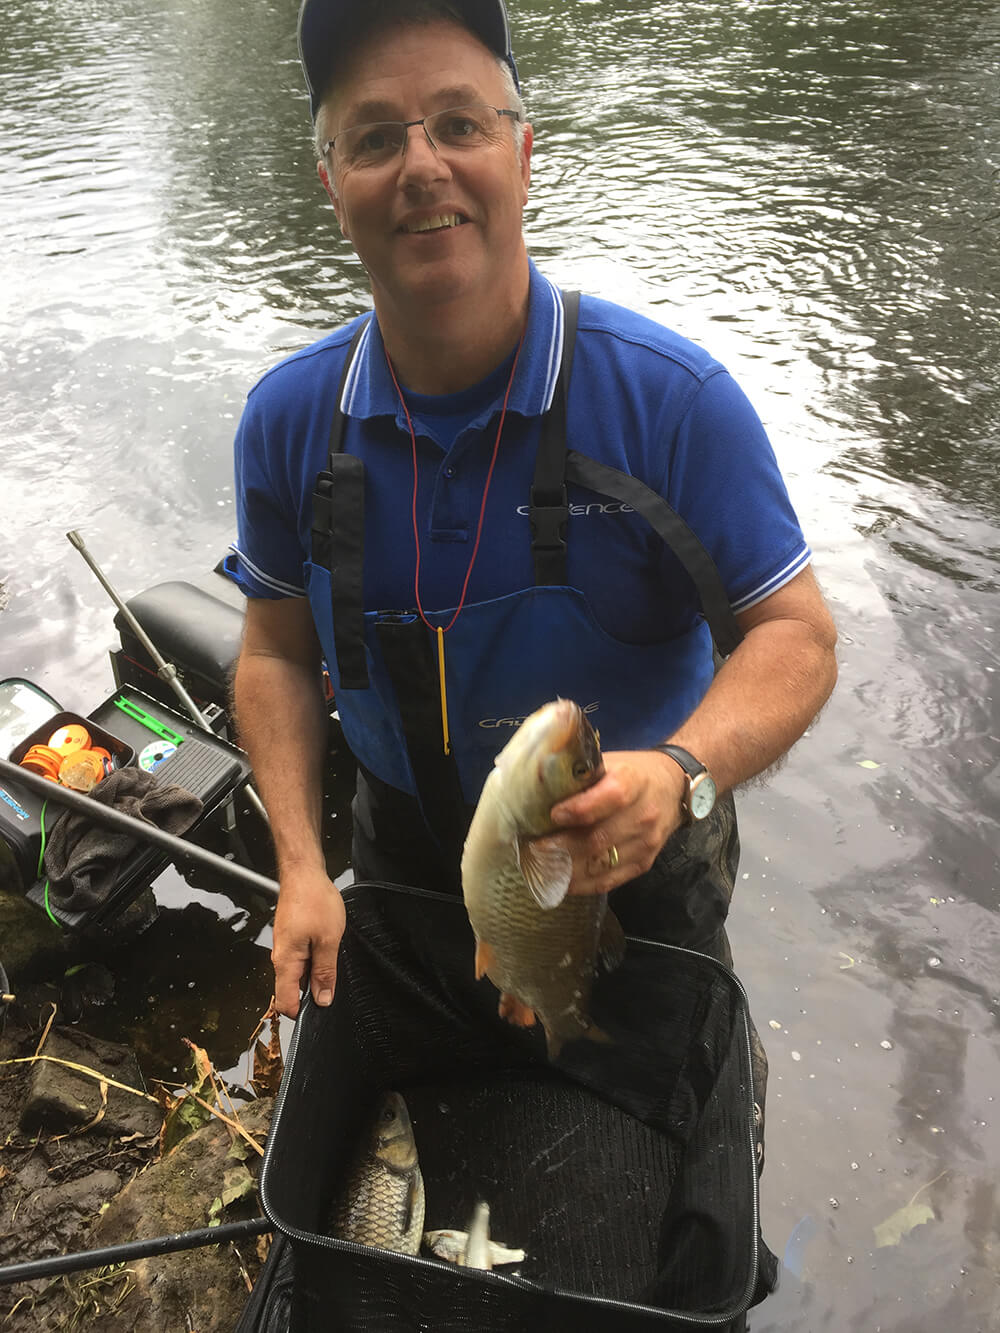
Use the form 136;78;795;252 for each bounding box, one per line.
0;1217;273;1286
65;530;270;825
0;757;278;901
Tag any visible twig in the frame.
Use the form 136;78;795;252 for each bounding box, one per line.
33;1004;57;1058
243;997;277;1051
0;1056;159;1103
4;1292;35;1324
206;1064;240;1132
907;1169;948;1208
44;1081;110;1143
230;1242;254;1293
165;1090;264;1157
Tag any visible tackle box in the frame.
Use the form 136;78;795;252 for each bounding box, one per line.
0;678;253;929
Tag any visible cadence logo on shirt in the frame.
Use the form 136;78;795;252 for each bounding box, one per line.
478;701;601;729
515;502;634;517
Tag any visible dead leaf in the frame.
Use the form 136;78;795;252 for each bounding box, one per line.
220;1163;256;1209
874;1200;934;1248
250;1002;284;1099
206;1167;255;1229
873;1170;946;1248
158;1041;217;1156
182;1038;215;1099
159;1088;212;1157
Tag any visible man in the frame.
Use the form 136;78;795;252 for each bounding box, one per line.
226;0;838;1035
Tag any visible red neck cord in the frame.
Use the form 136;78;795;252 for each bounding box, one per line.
386;331;526;634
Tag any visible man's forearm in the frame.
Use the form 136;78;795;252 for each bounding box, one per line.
670;613;838;796
233;650;330;874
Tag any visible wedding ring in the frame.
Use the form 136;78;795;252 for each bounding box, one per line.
606;844;620;870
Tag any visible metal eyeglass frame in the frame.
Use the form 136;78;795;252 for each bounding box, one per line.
322;105;521;160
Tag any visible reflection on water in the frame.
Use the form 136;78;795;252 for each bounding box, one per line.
1;0;999;1327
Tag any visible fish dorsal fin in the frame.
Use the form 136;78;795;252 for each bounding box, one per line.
516;836;572;910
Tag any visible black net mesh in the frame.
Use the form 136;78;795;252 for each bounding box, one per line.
259;883;776;1332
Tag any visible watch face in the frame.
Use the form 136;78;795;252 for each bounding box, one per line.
689;773;717;820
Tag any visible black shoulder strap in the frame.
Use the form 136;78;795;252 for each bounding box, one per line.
375;616;471;855
529;290;744;657
311;318;371;689
529;290;579;585
564;451;744;658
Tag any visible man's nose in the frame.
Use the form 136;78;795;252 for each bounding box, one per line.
398;121;449;183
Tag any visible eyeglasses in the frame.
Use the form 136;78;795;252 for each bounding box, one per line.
324;104;521;169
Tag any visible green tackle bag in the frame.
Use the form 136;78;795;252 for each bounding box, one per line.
252;881;777;1332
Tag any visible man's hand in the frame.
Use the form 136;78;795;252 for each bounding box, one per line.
233;597;343;1019
529;569;838;900
271;865;347;1018
539;749;687;896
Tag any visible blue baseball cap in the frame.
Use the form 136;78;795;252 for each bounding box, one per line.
297;0;520;120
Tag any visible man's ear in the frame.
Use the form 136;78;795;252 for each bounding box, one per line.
519;123;533;204
318;159;349;238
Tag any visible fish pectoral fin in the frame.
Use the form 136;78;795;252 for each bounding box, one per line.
598;907;627;972
474;938;497;981
424;1229;466;1263
499;992;537;1027
403;1169;426;1250
517;836;572;909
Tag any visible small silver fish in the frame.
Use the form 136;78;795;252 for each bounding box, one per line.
329;1091;425;1253
461;699;626;1059
459;1198;493;1269
424;1201;526;1269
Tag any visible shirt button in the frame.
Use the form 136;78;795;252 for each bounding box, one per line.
444;465;456;478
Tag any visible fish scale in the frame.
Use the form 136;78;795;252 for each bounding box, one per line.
330;1157;424;1252
472;859;610;1048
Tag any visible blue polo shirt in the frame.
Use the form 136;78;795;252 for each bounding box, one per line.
227;259;810;645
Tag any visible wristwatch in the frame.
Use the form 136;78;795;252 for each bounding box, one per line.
650;744;717;824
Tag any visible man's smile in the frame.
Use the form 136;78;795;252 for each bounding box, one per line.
399;212;468;233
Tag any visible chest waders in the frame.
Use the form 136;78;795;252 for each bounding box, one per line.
308;293;744;959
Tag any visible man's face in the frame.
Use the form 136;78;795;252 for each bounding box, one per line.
317;20;532;319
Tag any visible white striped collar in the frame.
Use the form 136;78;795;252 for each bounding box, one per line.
337;259;567;420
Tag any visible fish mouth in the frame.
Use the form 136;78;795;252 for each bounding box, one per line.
550;700;604;780
576;712;604;779
547;699;582;753
400;212;468;234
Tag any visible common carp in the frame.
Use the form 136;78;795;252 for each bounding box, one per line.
329;1091;425;1253
461;699;626;1059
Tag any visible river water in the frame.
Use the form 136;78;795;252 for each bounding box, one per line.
1;0;999;1326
